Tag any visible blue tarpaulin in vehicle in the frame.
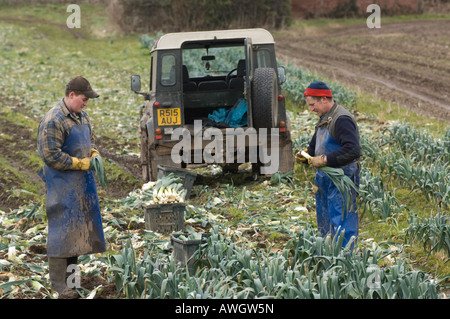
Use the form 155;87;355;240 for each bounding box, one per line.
208;98;247;128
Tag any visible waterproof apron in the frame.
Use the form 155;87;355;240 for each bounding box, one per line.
41;124;106;258
314;126;359;248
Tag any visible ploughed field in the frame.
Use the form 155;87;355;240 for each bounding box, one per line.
275;19;450;122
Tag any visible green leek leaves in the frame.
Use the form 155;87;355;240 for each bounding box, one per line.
90;155;108;188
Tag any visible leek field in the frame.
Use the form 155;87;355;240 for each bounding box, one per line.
0;3;448;300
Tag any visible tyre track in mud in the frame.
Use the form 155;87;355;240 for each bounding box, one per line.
275;19;450;122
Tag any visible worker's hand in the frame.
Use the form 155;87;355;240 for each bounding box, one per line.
308;155;327;168
90;148;100;159
71;157;90;170
295;148;309;164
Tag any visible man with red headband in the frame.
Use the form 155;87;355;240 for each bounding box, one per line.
296;81;361;249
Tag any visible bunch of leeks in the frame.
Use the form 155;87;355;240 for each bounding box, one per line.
301;150;359;214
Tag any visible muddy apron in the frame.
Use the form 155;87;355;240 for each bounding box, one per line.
314;126;359;248
41;124;106;258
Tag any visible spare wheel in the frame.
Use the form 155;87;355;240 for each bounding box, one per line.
251;67;279;129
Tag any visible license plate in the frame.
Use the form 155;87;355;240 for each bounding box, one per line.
157;108;181;126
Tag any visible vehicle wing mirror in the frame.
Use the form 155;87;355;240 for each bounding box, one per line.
131;75;141;92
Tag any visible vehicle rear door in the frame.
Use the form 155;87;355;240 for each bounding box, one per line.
154;51;183;141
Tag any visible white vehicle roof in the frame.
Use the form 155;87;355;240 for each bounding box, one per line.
153;28;275;50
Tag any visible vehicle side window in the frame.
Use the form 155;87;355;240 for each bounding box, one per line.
256;49;271;68
161;54;176;86
150;55;154;91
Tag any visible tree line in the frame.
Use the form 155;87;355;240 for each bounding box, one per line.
110;0;292;33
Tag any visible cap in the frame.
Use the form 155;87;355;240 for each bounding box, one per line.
303;81;332;98
66;76;99;98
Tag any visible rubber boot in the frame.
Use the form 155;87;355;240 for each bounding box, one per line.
48;257;68;294
48;257;80;299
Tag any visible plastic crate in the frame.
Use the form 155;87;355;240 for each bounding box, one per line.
144;203;185;234
157;165;197;200
171;233;210;271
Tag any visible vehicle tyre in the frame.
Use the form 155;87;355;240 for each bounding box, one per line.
251;68;278;129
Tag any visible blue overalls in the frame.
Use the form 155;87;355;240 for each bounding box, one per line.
40;124;106;258
314;125;359;249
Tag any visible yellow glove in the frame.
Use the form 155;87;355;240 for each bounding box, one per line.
90;148;100;159
295;148;308;164
71;157;91;170
308;155;327;168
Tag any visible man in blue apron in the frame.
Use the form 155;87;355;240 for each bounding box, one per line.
296;81;361;249
37;76;106;297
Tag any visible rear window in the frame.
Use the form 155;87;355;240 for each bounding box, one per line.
182;46;245;78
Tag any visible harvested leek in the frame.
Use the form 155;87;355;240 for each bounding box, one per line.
147;173;187;205
90;155;108;188
301;150;359;214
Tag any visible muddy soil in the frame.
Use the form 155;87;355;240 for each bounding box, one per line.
275;19;450;122
0;116;44;210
